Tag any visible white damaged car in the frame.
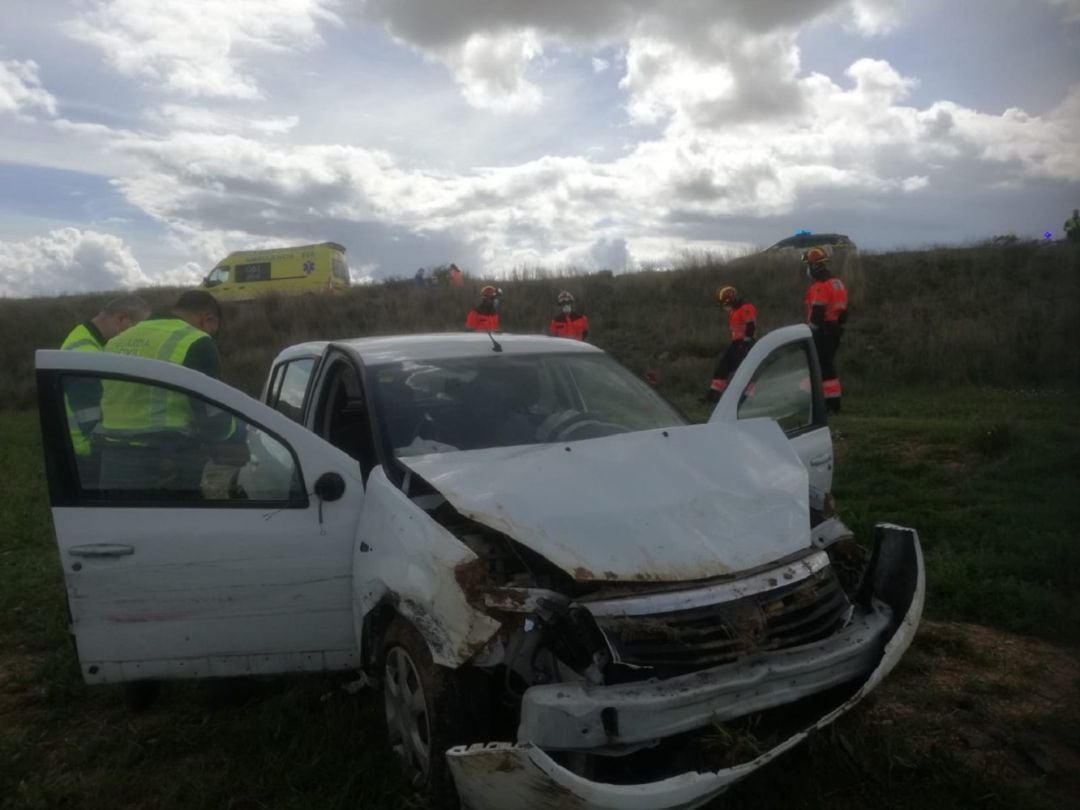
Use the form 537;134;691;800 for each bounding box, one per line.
36;325;923;809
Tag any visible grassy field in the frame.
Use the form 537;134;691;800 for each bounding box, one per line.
2;382;1078;809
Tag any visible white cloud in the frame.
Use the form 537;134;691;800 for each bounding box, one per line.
349;0;912;119
93;44;1080;277
847;0;907;35
449;29;545;112
620;30;803;128
0;59;57;118
66;0;341;99
592;57;610;73
147;104;299;135
0;228;152;297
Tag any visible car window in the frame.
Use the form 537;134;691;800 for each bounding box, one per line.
274;358;315;422
60;373;304;505
369;353;685;456
206;266;229;285
235;262;271;282
735;343;816;433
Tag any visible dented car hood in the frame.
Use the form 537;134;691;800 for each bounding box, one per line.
399;419;810;582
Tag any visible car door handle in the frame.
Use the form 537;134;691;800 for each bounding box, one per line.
68;544;135;558
810;453;832;467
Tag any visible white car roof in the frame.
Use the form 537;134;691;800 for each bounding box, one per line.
270;332;604;367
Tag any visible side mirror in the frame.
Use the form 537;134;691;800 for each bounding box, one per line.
314;472;346;502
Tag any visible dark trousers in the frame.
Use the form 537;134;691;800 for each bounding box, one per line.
814;328;843;412
706;341;752;401
714;341;751;381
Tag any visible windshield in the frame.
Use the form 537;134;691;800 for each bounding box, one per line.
368;353;685;457
204;266;230;286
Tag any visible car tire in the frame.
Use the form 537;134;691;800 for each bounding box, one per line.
381;617;489;809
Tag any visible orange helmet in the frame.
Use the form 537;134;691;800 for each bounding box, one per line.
715;285;737;306
802;246;830;266
479;285;498;299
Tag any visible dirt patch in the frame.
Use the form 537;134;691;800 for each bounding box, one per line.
867;620;1080;796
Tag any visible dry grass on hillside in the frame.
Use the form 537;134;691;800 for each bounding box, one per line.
1;243;1078;409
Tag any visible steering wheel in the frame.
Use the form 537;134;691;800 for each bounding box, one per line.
537;410;626;443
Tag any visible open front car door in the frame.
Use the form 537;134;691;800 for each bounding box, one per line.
36;349;364;684
709;324;834;497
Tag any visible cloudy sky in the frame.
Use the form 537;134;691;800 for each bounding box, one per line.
1;0;1078;296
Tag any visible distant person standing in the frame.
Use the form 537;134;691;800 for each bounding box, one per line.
449;263;464;286
548;290;589;340
465;285;502;332
414;267;426;286
705;286;756;402
61;294;150;480
803;247;848;414
1065;209;1080;243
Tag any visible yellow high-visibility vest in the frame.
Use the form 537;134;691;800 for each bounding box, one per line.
61;323;105;457
100;318;231;441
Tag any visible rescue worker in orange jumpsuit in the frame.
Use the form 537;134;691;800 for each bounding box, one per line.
803;246;848;413
548;290;590;340
705;286;756;402
465;285;502;331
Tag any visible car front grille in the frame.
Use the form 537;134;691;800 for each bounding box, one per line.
592;566;850;673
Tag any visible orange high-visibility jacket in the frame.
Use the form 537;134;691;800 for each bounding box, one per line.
728;303;757;341
805;278;848;324
466;310;501;331
549;313;590;340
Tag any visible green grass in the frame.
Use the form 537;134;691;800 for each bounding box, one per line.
2;383;1078;809
829;388;1080;644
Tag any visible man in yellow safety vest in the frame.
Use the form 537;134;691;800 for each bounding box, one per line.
61;295;150;483
97;290;243;493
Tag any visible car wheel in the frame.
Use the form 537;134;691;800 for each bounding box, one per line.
381;617;487;808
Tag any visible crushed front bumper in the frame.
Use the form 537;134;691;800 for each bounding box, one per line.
447;524;924;810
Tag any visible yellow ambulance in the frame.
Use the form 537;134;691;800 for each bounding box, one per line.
202;242;350;300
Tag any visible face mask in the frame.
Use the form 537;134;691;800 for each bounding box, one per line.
561;304;572;314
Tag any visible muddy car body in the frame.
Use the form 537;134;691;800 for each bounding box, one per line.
36;326;922;809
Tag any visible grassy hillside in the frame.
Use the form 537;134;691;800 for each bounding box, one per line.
2;243;1078;411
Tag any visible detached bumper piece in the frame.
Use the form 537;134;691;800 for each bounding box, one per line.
448;524;924;810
